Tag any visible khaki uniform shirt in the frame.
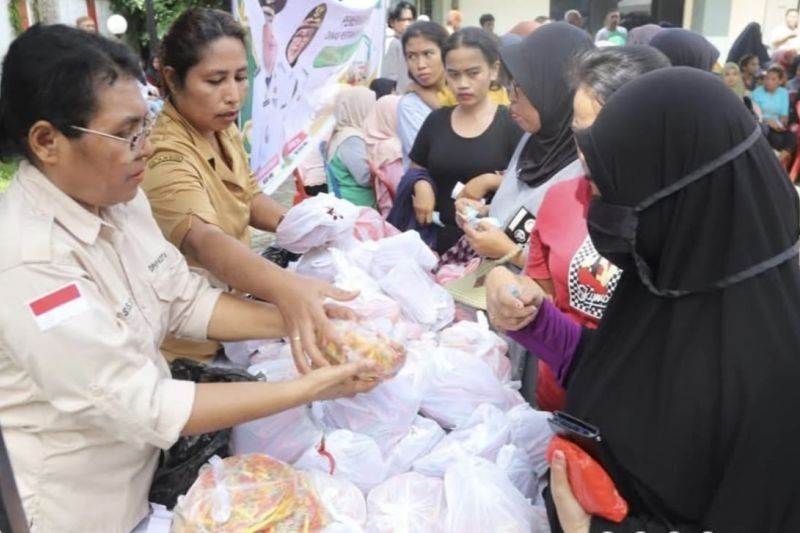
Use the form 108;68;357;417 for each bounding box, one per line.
0;162;222;532
142;100;261;362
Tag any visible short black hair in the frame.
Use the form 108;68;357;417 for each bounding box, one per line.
767;65;785;78
573;46;671;104
258;0;287;14
0;23;141;162
479;14;494;26
369;78;397;99
388;1;417;26
402;20;449;55
738;53;758;69
160;8;246;92
787;8;799;16
443;26;500;66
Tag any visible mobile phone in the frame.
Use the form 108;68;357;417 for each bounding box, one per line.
548;410;603;460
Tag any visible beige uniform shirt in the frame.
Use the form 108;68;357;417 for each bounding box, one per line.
0;162;222;532
142;100;262;362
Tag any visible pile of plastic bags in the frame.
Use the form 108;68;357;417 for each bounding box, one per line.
219;198;557;531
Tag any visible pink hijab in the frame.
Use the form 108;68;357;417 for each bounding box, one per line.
362;95;402;168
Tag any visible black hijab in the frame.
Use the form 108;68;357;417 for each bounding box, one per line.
499;22;593;185
649;28;719;71
726;22;770;65
567;68;800;530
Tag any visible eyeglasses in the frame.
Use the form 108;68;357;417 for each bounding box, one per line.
70;114;154;154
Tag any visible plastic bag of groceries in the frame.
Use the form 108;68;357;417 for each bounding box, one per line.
378;261;455;330
366;472;446;533
496;444;537;499
437;321;511;383
303;470;367;532
321;320;407;379
231;404;321;465
444;457;538;533
231;359;321;464
420;349;522;429
505;404;554;479
295;248;338;282
338;292;402;324
330;249;384;294
321;364;427;455
348;232;438;278
294;430;389;493
413;404;510;478
353;207;401;242
385;416;445;477
276;194;359;253
172;454;327;532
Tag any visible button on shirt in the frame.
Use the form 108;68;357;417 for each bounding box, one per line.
0;162;222;532
142;100;262;362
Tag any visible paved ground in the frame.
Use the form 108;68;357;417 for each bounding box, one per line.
250;177;296;252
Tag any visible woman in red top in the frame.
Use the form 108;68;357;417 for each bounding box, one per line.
489;46;671;410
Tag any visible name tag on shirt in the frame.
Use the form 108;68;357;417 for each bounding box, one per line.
28;283;90;331
504;206;536;245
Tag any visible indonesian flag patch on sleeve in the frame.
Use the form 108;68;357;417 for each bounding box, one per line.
27;283;90;331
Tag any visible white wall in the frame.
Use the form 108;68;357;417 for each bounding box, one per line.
458;0;550;35
0;0;16;59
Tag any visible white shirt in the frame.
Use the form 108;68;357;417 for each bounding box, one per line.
771;24;800;52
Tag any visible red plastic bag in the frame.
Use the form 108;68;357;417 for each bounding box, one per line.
546;436;629;523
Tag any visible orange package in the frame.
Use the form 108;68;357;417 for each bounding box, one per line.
546;436;629;523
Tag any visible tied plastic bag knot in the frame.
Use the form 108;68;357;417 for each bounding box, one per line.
443;457;538;533
366;472;446;533
208;456;231;524
276;194;360;253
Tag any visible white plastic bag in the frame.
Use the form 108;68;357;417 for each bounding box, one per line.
294;430;389;493
444;457;538;533
505;403;554;479
321;369;423;455
276;194;359;253
385;416;445;477
420;349;519;429
378;261;455;330
348;231;438;277
366;472;446;533
230;359;320;463
330;249;383;294
352;207;400;242
339;292;402;323
303;470;367;531
295;248;338;282
437;321;511;383
413;404;510;478
496;444;537;499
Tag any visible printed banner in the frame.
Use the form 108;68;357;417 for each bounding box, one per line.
234;0;386;194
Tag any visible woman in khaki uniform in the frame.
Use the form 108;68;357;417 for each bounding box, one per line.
143;8;347;371
0;24;379;532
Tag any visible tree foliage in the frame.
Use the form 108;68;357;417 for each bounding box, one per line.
108;0;229;52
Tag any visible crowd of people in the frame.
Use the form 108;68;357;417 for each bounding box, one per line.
1;3;800;533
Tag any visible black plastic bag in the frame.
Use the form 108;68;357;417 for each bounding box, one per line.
260;245;301;269
148;358;258;509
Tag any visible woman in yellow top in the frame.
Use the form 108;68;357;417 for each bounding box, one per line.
143;8;347;371
396;21;509;169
